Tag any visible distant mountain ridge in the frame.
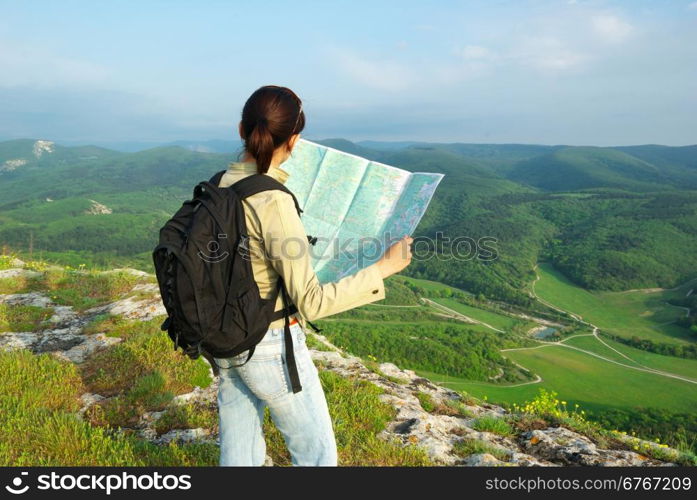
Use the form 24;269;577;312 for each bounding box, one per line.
1;137;696;294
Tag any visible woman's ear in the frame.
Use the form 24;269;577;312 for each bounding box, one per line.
238;121;245;140
287;132;300;152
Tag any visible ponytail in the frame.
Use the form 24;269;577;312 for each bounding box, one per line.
247;117;275;174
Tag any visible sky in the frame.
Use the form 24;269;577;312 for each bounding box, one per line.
0;0;696;147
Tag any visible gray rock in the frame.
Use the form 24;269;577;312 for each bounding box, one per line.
519;427;671;466
0;292;52;308
85;295;165;322
78;392;106;416
0;268;41;279
138;410;166;428
48;305;80;327
52;333;122;363
153;428;212;445
171;384;218;406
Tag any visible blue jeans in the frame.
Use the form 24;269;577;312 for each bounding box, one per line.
214;322;338;466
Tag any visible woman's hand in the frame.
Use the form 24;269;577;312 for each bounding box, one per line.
375;235;413;279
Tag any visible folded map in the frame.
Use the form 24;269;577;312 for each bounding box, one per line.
282;138;444;283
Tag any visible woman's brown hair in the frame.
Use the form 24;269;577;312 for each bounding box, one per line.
238;85;305;174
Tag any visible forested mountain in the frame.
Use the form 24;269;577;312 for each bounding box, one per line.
508;147;697;192
1;138;696;296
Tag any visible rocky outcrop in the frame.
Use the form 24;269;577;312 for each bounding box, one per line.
0;268;42;279
33;140;54;158
0;263;686;466
85;199;113;215
306;347;675;466
0;291;121;363
85;293;165;322
518;427;670;466
1;159;28;172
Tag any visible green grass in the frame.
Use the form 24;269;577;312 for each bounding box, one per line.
154;401;218;436
88;372;176;429
417;341;697;415
260;370;432;466
321;371;432;466
0;328;432;466
414;368;540;402
560;334;644;365
0;276;30;294
470;415;514;436
0;255;17;270
152;369;433;466
41;268;144;311
430;298;530;331
321;319;532;383
416;392;436;412
563;334;697;380
0;265;147;311
82;313;134;337
0;347;85;412
535;262;693;344
0;304;53;332
398;276;471;297
80;319;212;399
0;349;218;466
503;346;696;413
452;437;511;462
78;314;213;429
304;332;336;352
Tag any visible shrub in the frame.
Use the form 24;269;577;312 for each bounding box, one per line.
470;415;514;437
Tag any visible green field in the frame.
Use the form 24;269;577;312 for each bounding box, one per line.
416;368;544;402
563;334;697;381
534;262;693;345
412;270;697;434
419;344;697;414
398;276;472;296
560;334;644;366
430;298;529;331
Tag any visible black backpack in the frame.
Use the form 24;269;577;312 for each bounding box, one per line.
152;169;318;393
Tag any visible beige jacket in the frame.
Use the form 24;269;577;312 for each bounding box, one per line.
217;160;386;330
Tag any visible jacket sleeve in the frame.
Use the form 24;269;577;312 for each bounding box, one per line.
258;191;386;321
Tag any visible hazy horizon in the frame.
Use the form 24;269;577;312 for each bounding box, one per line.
2;135;697;153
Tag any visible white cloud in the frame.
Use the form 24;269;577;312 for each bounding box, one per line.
456;45;494;60
327;48;416;91
591;14;634;43
513;36;589;71
327;6;637;93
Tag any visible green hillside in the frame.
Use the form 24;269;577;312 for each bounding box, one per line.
3;138;696;300
507;146;697;192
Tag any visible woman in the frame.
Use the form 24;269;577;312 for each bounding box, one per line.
214;85;413;466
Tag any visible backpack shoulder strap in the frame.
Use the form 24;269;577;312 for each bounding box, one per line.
208;169;227;187
230;173;303;216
